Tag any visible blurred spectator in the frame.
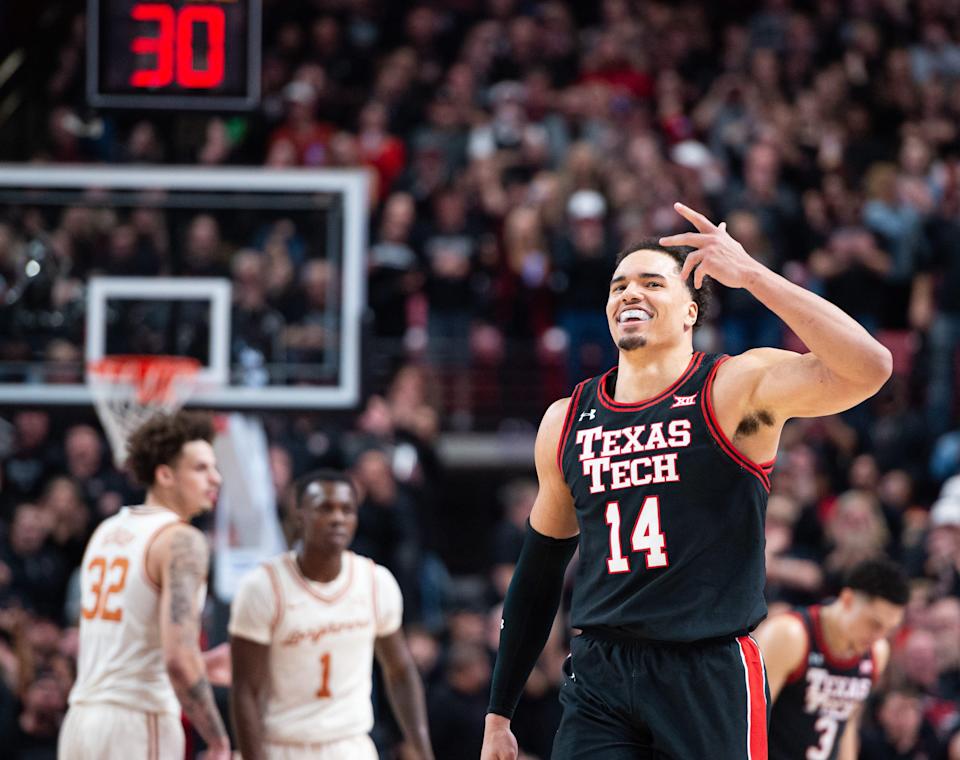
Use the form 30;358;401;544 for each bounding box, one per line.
368;192;423;340
10;673;65;760
61;425;126;521
822;489;890;593
426;642;490;760
38;478;89;571
351;448;421;617
2;412;55;511
860;687;944;760
489;478;536;599
912;193;960;435
0;504;69;620
926;597;960;701
268;79;335;167
230;250;285;387
554;188;617;383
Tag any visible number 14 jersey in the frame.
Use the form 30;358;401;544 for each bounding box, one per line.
559;352;772;642
229;551;403;745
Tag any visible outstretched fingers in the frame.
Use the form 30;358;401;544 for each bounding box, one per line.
680;250;706;282
659;231;711;248
672;202;718;233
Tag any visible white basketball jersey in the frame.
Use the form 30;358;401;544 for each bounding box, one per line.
229;551;403;745
69;505;187;715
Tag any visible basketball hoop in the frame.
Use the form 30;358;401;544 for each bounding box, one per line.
88;355;202;467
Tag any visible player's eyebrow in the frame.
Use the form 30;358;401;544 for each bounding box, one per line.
610;272;667;286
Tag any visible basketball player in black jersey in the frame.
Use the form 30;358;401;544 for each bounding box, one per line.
481;203;894;760
755;559;908;760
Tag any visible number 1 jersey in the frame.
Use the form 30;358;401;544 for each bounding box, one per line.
228;551;403;746
558;352;771;642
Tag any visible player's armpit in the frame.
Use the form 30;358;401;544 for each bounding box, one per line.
374;631;434;760
752;613;808;702
529;397;579;539
229;635;271;760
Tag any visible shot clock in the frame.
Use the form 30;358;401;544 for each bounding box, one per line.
87;0;260;109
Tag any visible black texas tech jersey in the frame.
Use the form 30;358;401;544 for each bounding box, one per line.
769;606;876;760
558;352;771;642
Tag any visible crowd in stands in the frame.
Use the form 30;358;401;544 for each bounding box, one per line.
1;0;960;757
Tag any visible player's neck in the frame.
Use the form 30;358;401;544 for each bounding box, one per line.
819;604;857;658
297;548;344;583
614;345;695;403
143;490;191;521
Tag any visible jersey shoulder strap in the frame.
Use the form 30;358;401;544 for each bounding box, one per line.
784;607;814;684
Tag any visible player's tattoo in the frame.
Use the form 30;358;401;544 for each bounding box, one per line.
175;674;228;742
168;530;205;628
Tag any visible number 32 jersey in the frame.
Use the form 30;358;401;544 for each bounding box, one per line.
229;551;403;745
69;505;187;715
559;352;771;642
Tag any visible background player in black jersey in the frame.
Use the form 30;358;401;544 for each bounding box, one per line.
755;559;908;760
481;202;894;760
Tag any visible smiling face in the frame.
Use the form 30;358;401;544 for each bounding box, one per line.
299;480;358;556
607;249;698;352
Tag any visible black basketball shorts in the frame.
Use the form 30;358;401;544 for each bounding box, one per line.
551;631;770;760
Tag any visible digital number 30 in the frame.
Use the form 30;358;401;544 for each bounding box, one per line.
130;3;225;89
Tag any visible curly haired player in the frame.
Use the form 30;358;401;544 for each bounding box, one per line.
60;411;231;760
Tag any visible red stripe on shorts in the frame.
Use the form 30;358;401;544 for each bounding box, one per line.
737;635;768;760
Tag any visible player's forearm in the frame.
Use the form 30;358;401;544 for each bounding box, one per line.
230;685;267;760
488;523;577;719
383;664;434;759
746;267;892;387
836;717;860;760
167;653;229;748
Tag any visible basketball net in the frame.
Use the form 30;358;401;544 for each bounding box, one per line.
88;355;202;467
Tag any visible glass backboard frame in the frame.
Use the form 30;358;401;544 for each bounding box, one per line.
0;165;368;409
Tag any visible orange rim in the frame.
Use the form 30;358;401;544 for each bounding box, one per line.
88;355;201;404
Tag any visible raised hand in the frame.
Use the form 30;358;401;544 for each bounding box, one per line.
659;203;766;290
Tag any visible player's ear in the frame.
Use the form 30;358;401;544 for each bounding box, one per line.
154;463;175;488
839;588;855;610
684;299;698;328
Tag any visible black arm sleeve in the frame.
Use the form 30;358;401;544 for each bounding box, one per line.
487;520;578;719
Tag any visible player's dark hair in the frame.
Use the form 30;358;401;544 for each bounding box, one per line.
294;468;357;506
843;558;910;606
614;239;712;327
125;411;215;487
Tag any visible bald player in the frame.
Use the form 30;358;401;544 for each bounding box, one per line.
229;469;433;760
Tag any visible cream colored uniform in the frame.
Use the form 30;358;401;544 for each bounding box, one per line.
229;550;403;760
60;506;189;760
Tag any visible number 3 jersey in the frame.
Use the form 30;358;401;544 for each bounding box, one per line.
769;606;877;760
228;550;403;745
559;352;771;642
69;505;187;715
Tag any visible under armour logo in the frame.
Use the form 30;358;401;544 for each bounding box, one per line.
579;409;597;421
670;394;697;408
